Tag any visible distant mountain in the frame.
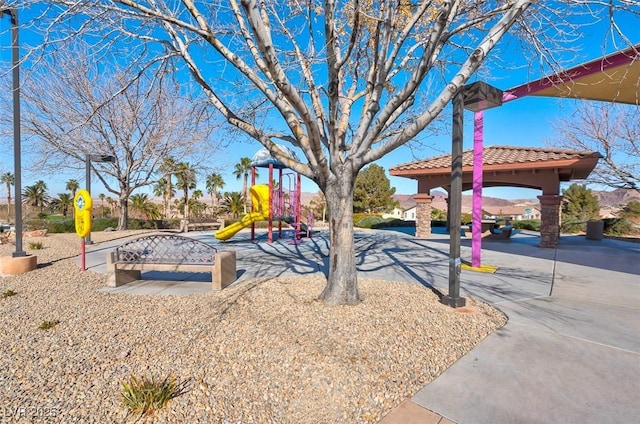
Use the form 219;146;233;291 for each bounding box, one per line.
592;189;640;208
391;189;640;210
392;192;535;211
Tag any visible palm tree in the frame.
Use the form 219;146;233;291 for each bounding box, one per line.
152;177;174;218
99;193;106;217
22;180;49;214
174;162;197;219
233;157;256;214
65;179;79;198
192;189;203;200
34;181;49;214
129;193;162;220
0;172;14;222
222;191;245;218
188;197;207;217
205;172;225;212
159;157;177;216
106;196;116;217
66;178;80;218
51;193;73;217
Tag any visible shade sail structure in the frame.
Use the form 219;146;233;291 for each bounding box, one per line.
504;44;640;105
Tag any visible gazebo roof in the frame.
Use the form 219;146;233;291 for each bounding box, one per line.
389;146;601;193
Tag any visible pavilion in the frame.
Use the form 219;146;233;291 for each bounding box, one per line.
389;146;601;247
390;44;638;250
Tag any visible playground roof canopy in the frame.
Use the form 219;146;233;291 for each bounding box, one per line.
251;145;299;169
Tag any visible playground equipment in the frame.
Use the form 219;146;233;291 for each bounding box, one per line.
214;185;269;241
214;146;313;243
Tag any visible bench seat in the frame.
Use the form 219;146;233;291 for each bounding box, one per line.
105;234;236;290
489;225;514;239
183;220;225;232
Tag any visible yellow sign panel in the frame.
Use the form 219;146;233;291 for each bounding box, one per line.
74;190;93;238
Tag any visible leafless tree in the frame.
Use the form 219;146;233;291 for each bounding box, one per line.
12;1;636;305
16;43;222;230
550;102;639;192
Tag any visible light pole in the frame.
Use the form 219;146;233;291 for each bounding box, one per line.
441;81;502;308
85;154;116;244
1;7;25;258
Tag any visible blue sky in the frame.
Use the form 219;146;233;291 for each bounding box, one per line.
0;4;638;201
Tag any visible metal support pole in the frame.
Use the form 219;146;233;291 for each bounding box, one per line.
9;9;24;258
251;166;256;241
84;155;93;245
442;90;466;308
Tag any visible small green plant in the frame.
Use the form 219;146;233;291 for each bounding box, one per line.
28;241;44;250
38;320;60;330
120;374;191;418
1;289;17;299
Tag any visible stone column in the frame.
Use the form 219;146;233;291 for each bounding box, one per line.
538;195;563;248
414;193;433;238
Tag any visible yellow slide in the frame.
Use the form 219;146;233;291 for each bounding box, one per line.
214;185;270;241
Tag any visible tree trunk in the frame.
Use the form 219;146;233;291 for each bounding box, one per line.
118;196;129;230
320;175;361;306
166;174;173;218
181;188;190;220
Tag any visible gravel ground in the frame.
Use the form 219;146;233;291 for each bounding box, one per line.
0;231;507;423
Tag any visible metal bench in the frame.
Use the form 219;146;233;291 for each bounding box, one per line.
105;234;236;290
181;219;226;232
489;225;514;239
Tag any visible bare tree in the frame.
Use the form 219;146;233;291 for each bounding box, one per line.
18;43;221;230
550;102;639;192
15;1;636;305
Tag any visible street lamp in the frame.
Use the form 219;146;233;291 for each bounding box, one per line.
442;81;502;308
85;154;116;244
1;7;24;258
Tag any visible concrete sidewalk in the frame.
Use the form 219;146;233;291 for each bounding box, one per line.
83;228;640;423
381;231;640;424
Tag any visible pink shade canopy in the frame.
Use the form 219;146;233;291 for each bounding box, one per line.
504;44;640;105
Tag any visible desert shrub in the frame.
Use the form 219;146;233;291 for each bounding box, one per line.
47;219;75;233
38;320;60;330
1;289;17;299
512;220;541;231
126;219;159;230
23;219;48;231
28;241;44;250
91;218;120;231
120;374;191;418
24;217;181;233
355;215;385;228
161;219;182;230
561;220;585;234
603;218;635;236
352;213;382;225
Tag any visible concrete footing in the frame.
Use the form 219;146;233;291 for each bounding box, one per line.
0;255;38;275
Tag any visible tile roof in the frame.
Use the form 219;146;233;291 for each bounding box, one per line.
389;146;601;172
